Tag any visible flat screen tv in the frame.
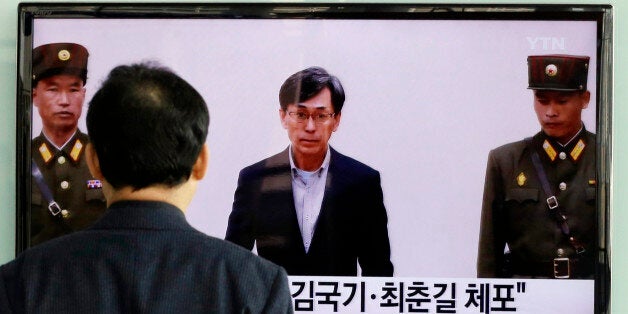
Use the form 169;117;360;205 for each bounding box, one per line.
17;3;612;313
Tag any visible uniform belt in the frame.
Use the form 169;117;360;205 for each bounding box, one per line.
510;257;593;279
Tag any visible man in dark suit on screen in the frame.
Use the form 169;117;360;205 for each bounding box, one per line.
225;66;394;276
0;63;293;313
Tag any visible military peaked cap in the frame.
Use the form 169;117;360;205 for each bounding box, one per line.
33;43;89;84
527;54;589;91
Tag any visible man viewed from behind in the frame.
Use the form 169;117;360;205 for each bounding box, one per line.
0;63;293;313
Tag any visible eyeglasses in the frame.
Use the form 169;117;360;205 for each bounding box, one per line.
287;111;336;124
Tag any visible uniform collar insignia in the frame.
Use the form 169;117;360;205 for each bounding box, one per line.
38;142;53;163
570;139;586;162
542;140;557;161
87;179;102;189
69;139;84;162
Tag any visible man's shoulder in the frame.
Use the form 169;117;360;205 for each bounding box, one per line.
584;129;596;141
6;224;283;280
1;226;289;312
330;148;379;175
30;129;90;151
75;129;90;142
238;147;381;179
31;133;46;149
490;129;596;157
182;230;278;265
490;139;528;156
1;232;88;275
238;148;290;178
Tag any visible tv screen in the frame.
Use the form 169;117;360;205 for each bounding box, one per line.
17;4;612;313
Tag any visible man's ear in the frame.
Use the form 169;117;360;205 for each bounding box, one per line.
581;90;591;109
279;109;288;130
32;87;39;107
191;144;210;181
332;111;341;132
85;143;104;180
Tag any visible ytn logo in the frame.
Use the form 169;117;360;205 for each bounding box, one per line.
527;37;565;50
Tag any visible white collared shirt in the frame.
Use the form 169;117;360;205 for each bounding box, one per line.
42;130;77;151
558;125;584;147
289;146;331;253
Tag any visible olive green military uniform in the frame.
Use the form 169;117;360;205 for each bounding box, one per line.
31;130;106;246
477;128;596;278
478;54;596;279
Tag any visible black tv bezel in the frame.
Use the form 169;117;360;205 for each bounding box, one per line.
17;3;612;313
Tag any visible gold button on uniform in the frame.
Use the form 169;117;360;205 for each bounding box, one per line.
57;156;66;164
60;181;70;189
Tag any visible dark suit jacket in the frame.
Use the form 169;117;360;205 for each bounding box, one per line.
0;201;293;313
477;129;596;278
226;147;393;276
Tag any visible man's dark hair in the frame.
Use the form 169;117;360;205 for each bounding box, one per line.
86;62;209;190
279;66;345;114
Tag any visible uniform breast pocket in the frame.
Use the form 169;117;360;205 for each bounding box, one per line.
585;187;596;204
85;189;106;203
505;188;539;204
31;191;43;206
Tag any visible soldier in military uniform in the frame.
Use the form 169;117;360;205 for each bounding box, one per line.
30;43;106;246
477;54;596;279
